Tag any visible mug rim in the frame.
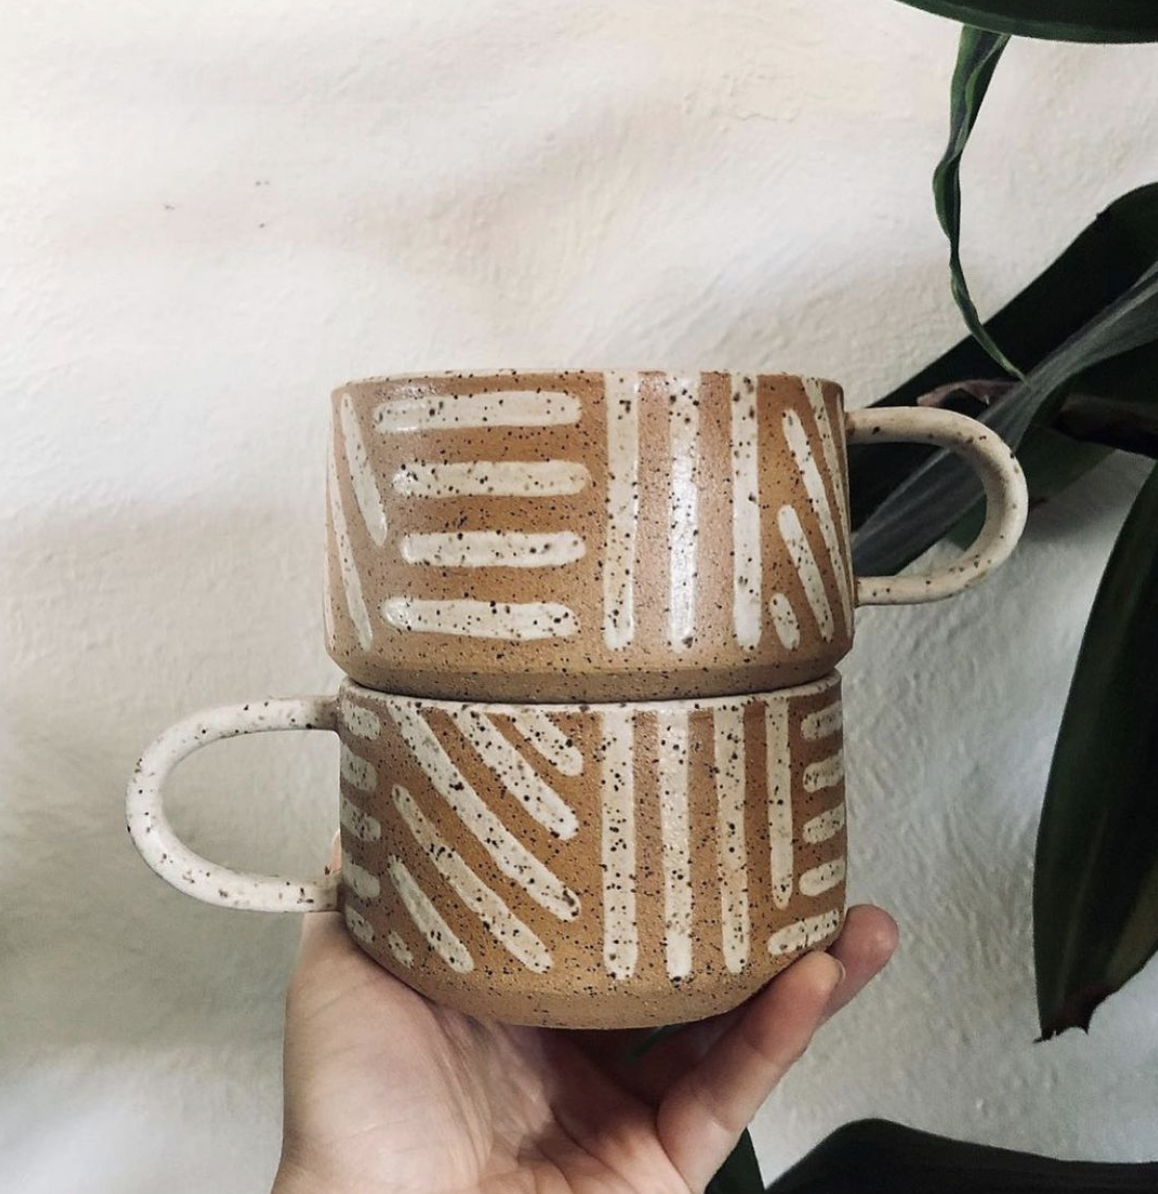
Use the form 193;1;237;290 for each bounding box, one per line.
335;369;843;393
338;670;841;715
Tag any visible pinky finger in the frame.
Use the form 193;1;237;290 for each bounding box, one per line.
655;952;843;1193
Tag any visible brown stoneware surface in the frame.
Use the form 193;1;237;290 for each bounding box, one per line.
334;673;847;1028
325;371;856;701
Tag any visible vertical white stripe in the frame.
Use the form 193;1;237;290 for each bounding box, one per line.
804;751;844;793
340;795;382;842
328;449;374;650
505;709;584;777
730;374;763;648
656;708;692;981
341;850;381;900
768;909;844;957
340;392;389;546
446;708;578;839
388;856;474;973
801;701;842;741
799;857;846;897
768;592;801;650
802;802;846;844
803;378;853;596
387;929;414;967
714;703;750;972
668;374;700;650
777;505;834;640
322;560;336;644
603;374;640;649
601;712;638;980
385;701;580;921
765;702;794;911
394;785;552;973
782;409;853;632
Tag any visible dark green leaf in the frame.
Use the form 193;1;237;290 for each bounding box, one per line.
894;1;1158;42
767;1119;1158;1192
1056;391;1158;457
852;258;1158;576
933;27;1021;376
1035;462;1158;1038
707;1129;762;1194
849;183;1158;530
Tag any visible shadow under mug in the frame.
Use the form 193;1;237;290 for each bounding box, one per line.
128;674;848;1028
325;371;1028;701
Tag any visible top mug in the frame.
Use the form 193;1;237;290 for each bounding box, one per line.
325;370;1027;701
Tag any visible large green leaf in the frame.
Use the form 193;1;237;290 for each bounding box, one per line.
894;1;1158;42
933;27;1020;376
1035;462;1158;1038
707;1130;762;1194
848;183;1158;531
852;257;1158;576
768;1119;1158;1191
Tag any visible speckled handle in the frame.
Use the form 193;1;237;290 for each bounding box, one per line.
126;696;341;913
846;407;1028;605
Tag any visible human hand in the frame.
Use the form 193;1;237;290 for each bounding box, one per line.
273;858;896;1194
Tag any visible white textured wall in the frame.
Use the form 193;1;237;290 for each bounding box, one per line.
3;1;1157;1189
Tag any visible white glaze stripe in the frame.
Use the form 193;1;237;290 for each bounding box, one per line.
765;702;794;911
668;374;700;650
341;850;381;900
768;909;843;957
340;698;381;740
803;379;852;595
392;460;591;497
782;409;853;632
656;708;692;981
505;710;584;777
344;904;375;944
730;375;762;648
447;709;579;839
802;701;842;741
400;531;585;569
381;597;578;640
388;855;474;973
601;712;638;980
374;390;580;433
603;373;640;650
328;450;374;650
340;795;382;843
804;751;844;793
802;802;846;844
385;701;580;921
799;857;846;897
340;743;377;792
394;785;552;974
777;505;834;640
714;703;750;973
768;592;801;650
387;929;413;967
339;392;388;546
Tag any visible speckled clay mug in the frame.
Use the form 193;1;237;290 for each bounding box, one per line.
127;674;847;1028
325;371;1028;701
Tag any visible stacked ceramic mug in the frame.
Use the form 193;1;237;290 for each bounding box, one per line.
128;371;1028;1028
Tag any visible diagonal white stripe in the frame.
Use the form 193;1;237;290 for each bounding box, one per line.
777;505;834;640
340;392;388;546
328;449;374;650
385;700;580;921
388;855;474;972
505;709;584;777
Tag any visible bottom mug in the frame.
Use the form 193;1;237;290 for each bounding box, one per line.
127;674;848;1028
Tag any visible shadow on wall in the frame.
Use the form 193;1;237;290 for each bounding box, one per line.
0;503;339;1056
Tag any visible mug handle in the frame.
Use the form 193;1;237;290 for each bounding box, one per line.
126;696;341;913
846;406;1028;605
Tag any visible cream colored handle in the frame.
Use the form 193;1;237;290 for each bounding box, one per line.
126;696;340;912
847;407;1028;605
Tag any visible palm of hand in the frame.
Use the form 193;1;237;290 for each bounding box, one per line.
276;906;896;1194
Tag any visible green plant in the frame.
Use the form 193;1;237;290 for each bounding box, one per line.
700;4;1158;1190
